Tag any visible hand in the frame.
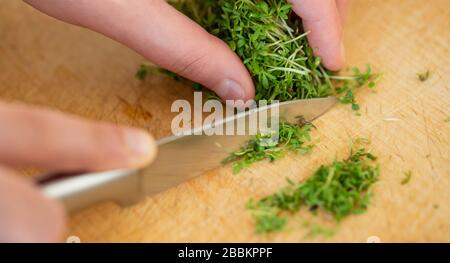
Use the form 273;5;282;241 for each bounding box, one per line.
24;0;255;101
289;0;348;71
0;102;157;242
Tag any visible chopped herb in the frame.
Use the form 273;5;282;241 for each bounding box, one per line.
222;118;314;174
136;63;187;82
135;64;151;80
401;170;412;185
191;82;203;91
247;146;379;233
302;222;336;239
433;204;439;209
135;64;218;98
446;117;450;122
246;200;287;233
417;70;430;82
158;68;184;81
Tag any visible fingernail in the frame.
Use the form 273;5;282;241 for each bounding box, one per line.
215;79;245;100
124;128;155;160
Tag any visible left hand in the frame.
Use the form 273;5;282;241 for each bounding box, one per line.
24;0;255;101
289;0;348;70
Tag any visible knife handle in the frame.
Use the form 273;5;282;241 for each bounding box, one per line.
36;169;142;214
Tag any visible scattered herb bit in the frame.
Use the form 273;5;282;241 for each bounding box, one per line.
135;63;219;97
135;64;151;80
417;70;430;82
401;170;412;185
433;204;439;209
247;146;379;233
136;63;187;82
143;0;381;112
191;82;203;91
302;222;336;239
446;117;450;122
158;68;185;81
246;200;287;233
222;118;314;174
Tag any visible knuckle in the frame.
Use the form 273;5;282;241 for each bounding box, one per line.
171;36;218;80
174;52;209;80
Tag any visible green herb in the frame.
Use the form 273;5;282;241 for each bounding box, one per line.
401;170;412;185
247;146;379;233
246;200;287;233
136;63;216;94
170;0;379;112
222;117;314;174
158;68;184;81
135;64;151;80
302;222;336;239
417;70;430;82
136;63;186;82
446;117;450;122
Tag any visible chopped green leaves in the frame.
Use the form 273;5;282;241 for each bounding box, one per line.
247;200;287;233
136;63;186;82
417;70;430;82
401;170;412;185
247;146;379;233
222;118;314;174
303;222;336;239
135;64;151;80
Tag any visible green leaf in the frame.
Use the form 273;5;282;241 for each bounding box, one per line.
352;103;360;111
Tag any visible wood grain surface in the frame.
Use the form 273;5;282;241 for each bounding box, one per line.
0;0;449;242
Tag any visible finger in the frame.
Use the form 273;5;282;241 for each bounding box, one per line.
336;0;349;23
0;102;157;171
0;166;66;242
24;0;255;101
289;0;345;71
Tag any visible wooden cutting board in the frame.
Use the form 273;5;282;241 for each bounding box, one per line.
0;0;449;242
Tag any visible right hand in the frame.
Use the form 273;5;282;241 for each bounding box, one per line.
0;102;157;242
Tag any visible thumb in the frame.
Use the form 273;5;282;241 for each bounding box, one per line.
24;0;255;101
0;166;66;242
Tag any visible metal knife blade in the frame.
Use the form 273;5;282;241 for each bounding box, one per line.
38;97;337;213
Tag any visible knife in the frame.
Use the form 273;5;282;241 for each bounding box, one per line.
36;97;337;213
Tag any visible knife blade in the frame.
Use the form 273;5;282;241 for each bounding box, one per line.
37;97;337;213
